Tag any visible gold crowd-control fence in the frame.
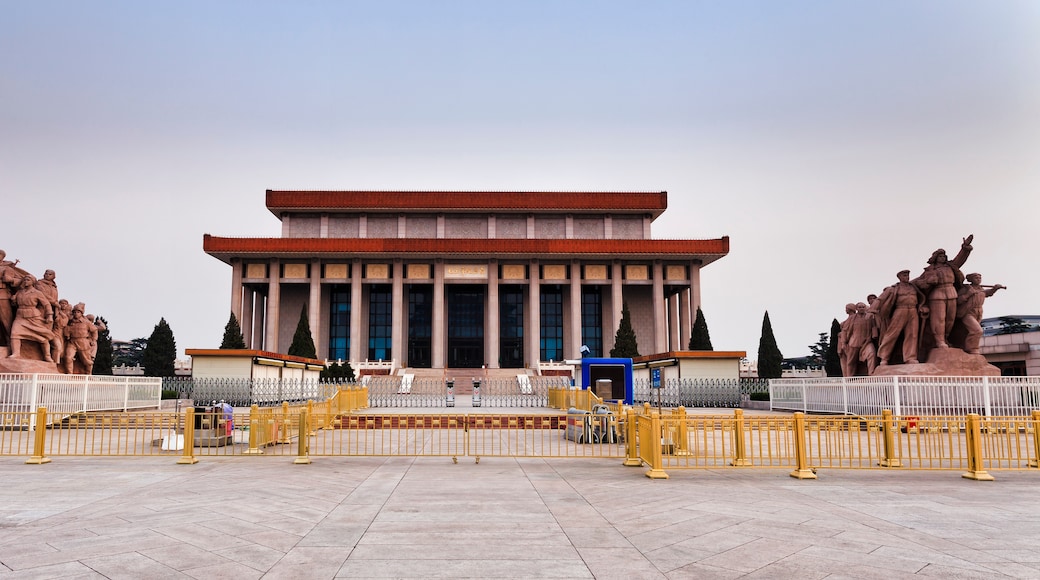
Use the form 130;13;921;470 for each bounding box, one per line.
4;398;1039;481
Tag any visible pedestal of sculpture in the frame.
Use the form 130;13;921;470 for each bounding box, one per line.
872;348;1000;377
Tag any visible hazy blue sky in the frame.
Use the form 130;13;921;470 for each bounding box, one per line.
3;1;1038;361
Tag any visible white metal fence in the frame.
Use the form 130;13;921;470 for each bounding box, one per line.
0;373;163;420
770;376;1040;416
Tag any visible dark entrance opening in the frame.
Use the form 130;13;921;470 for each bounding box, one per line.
447;286;485;368
407;285;432;368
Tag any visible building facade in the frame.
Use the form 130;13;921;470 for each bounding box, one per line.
203;191;729;371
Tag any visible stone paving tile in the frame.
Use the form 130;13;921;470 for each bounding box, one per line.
665;561;746;579
182;560;265;580
79;552;189;579
137;543;235;572
335;558;593;578
0;560;108;579
696;537;810;573
574;547;665;579
262;547;350;580
211;542;287;572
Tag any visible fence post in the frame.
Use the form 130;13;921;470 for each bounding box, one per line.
294;410;311;464
789;412;817;479
674;407;690;455
1028;410;1040;469
731;409;751;466
123;377;130;412
623;408;641;466
645;411;669;479
29;374;40;420
25;407;51;465
892;377;902;417
278;402;292;444
177;407;198;464
244;404;264;454
879;409;902;468
982;376;992;417
962;413;995;481
306;400;317;434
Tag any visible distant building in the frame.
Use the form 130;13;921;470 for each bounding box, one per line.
981;315;1040;376
204;190;730;373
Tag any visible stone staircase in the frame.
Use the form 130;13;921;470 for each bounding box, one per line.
400;368;533;394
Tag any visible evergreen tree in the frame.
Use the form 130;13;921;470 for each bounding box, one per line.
688;307;714;350
321;361;355;382
288;305;317;359
756;311;784;379
825;319;842;377
807;332;829;367
609;302;640;358
142;318;177;377
220;311;246;349
93;316;113;375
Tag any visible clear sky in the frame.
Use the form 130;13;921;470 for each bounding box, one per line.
3;1;1038;361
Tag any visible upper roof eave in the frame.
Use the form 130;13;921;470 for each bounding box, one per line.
265;190;669;219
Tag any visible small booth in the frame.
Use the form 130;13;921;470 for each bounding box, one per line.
579;357;634;404
185;349;326;380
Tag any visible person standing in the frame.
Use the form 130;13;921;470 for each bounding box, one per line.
912;235;973;351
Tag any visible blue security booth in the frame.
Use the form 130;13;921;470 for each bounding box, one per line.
580;357;634;405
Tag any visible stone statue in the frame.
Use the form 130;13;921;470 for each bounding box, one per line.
36;269;58;309
912;235;973;352
0;249;22;347
956;273;1005;355
63;303;98;374
7;276;55;362
837;303;856;376
50;299;71;366
874;270;926;366
842;302;878;376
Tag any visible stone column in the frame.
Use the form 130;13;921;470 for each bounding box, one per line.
669;293;680;352
528;259;540;368
266;259;281;352
653;261;666;354
349;259;362;364
611;261;623;353
690;261;702;313
242;287;254;348
569;259;581;359
252;292;264;350
433;260;446;368
230;258;243;328
487;260;500;369
679;287;692;350
309;259;322;358
391;259;404;367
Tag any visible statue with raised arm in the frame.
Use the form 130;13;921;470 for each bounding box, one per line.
875;270;927;366
7;276;55;362
956;273;1005;355
63;303;98;374
912;234;973;353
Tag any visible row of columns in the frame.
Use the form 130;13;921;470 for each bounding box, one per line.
230;258;701;366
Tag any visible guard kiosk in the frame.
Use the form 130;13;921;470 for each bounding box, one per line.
580;358;634;405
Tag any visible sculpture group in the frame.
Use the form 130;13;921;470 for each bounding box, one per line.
838;235;1005;377
0;249;103;374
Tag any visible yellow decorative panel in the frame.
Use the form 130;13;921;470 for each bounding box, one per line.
444;264;487;279
283;263;308;279
366;264;389;279
584;265;607;280
245;263;267;279
666;265;686;280
625;265;649;280
501;264;526;280
407;264;431;279
542;265;567;280
324;264;348;279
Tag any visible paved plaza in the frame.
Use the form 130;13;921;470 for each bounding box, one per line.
2;449;1040;579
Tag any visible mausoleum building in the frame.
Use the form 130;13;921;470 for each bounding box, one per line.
203;191;729;371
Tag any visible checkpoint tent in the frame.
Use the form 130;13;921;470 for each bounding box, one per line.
579;357;634;404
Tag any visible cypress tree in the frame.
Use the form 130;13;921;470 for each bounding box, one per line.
756;311;784;379
826;318;842;377
288;305;317;359
142;318;177;377
688;307;714;350
93;316;113;375
220;311;246;349
609;302;640;358
321;361;355;382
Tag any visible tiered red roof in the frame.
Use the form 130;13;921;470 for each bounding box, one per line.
203;235;730;265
